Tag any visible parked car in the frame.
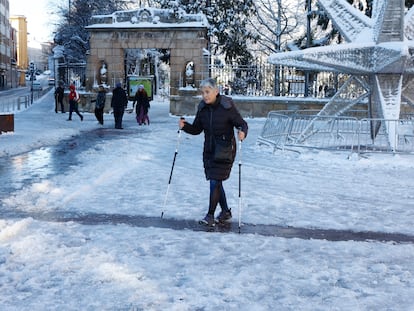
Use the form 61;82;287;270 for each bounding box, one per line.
32;81;42;91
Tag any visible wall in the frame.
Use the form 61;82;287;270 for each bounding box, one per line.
170;95;332;118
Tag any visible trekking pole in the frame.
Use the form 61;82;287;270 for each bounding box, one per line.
238;138;243;233
161;120;183;218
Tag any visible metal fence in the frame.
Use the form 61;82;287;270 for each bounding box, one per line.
56;62;87;88
55;60;342;98
0;88;51;113
208;63;344;97
258;111;414;155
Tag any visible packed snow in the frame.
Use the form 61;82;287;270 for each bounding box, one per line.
0;89;413;310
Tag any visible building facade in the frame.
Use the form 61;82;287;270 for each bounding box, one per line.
10;15;28;86
0;0;15;89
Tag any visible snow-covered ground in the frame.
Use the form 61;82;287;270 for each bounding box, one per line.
0;90;413;310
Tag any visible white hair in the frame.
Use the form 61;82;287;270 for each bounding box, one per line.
199;78;218;89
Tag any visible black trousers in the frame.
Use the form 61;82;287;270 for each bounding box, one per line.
113;108;124;129
55;97;64;113
68;100;83;120
95;107;104;125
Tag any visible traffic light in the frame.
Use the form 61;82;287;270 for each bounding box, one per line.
29;62;35;73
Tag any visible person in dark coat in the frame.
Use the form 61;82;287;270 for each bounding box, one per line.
179;78;248;226
93;85;106;125
133;84;150;125
54;81;65;113
111;82;128;129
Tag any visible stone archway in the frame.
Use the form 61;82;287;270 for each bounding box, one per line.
85;8;209;101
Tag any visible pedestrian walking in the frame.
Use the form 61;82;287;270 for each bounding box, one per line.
179;78;248;227
94;85;106;125
111;82;128;129
67;84;83;121
132;84;150;125
54;81;65;113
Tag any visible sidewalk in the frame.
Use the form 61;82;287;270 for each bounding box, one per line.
0;89;103;157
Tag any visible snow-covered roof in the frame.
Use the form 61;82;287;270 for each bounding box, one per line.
86;7;208;30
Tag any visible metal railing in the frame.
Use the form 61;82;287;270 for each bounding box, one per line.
61;60;344;98
357;119;414;154
207;63;346;97
0;88;51;113
258;111;414;154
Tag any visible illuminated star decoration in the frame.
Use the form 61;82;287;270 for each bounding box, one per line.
268;0;414;149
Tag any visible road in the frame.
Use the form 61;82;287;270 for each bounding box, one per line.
0;75;51;111
0;86;30;97
0;74;49;97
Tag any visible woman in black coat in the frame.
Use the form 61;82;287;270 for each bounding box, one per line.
94;85;106;125
179;78;248;226
111;82;128;129
133;84;150;125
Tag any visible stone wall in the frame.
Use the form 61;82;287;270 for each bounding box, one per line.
61;91;113;113
170;96;414;118
61;92;413;119
170;95;332;118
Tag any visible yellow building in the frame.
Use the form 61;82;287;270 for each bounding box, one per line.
10;15;28;86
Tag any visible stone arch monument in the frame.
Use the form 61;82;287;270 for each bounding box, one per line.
85;7;209;111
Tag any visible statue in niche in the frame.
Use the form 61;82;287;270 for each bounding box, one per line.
184;61;195;87
98;61;108;85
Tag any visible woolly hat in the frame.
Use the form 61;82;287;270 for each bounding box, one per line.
116;82;122;88
138;84;144;90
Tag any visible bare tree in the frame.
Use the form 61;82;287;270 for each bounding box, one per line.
249;0;305;56
52;0;132;63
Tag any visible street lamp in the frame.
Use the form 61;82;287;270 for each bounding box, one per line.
68;0;71;25
29;61;35;104
304;0;312;97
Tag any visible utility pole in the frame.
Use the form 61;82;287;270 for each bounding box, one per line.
68;0;71;25
29;61;35;105
274;0;282;96
304;0;312;97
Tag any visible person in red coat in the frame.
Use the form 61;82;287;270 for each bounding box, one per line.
179;78;248;226
67;84;83;121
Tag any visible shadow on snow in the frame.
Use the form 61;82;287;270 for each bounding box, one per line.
4;210;414;244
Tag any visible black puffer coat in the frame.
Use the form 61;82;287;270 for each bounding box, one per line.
182;95;248;181
133;91;150;115
111;86;128;112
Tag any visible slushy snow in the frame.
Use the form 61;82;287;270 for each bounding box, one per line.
0;89;413;310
